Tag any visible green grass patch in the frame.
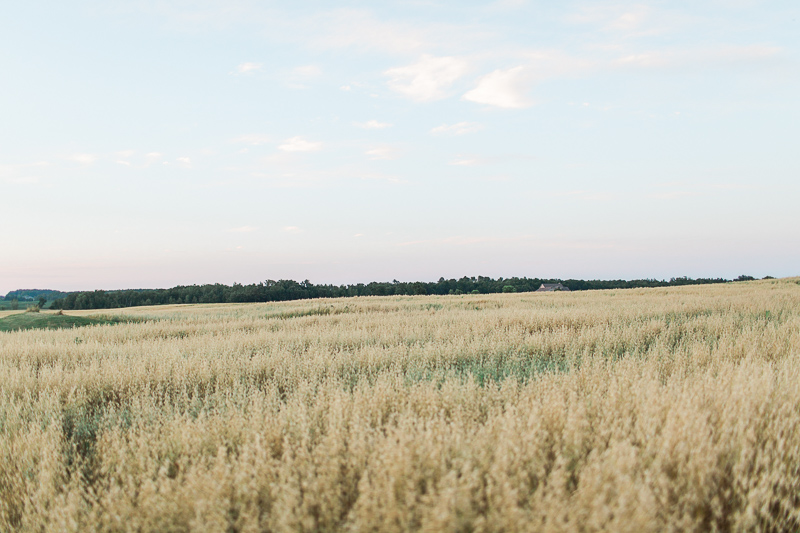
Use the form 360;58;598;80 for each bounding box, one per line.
0;313;132;332
267;305;354;320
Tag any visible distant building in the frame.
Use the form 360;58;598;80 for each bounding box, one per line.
536;283;570;292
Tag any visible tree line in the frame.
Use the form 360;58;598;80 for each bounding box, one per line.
48;276;738;311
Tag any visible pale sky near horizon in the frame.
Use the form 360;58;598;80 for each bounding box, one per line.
1;1;798;294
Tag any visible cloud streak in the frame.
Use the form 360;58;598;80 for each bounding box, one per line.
278;137;322;152
355;120;393;129
69;153;98;165
232;134;272;146
365;146;398;160
236;62;262;74
430;122;483;135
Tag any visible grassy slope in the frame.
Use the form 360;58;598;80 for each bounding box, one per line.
0;312;118;332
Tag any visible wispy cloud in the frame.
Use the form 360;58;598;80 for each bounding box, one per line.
304;9;429;54
365;146;398;160
491;0;528;9
292;65;321;78
236;62;262;74
463;66;532;108
430;122;483;135
283;226;303;233
355;120;392;129
144;152;163;166
278;137;322;152
613;44;782;69
230;226;258;233
176;157;191;167
356;172;407;184
449;158;482;166
385;55;469;102
232;134;272;146
287;64;322;88
69;153;97;165
566;4;683;38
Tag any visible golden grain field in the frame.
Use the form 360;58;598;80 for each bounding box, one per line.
1;279;799;532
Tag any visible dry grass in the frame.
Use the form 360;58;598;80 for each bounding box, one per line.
1;279;799;532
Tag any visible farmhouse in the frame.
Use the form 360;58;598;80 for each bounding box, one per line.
536;283;570;292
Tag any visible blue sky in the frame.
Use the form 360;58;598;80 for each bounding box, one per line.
1;1;798;293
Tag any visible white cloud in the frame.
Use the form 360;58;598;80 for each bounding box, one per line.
355;120;392;129
365;146;398;160
607;7;650;31
292;65;321;78
385;54;469;102
463;66;532;109
230;226;258;233
287;65;322;88
449;158;482;166
340;85;352;91
177;157;191;166
116;160;131;166
232;134;272;145
236;62;262;74
430;122;483;135
283;226;303;233
116;150;135;158
69;153;97;165
144;152;163;166
278;137;322;152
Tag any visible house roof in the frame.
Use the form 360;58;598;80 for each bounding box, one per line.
536;283;570;292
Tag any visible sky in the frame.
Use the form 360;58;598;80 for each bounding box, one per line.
1;1;798;294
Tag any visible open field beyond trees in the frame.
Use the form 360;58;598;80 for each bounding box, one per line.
1;279;799;532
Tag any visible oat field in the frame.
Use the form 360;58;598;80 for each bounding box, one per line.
1;279;799;532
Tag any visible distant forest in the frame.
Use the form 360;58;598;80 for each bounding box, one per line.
44;276;749;311
1;289;70;302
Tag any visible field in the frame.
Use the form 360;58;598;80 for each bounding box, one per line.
1;280;799;532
